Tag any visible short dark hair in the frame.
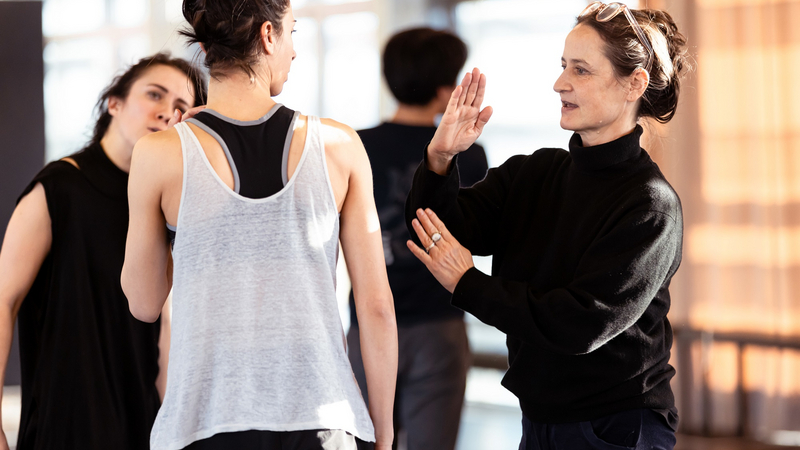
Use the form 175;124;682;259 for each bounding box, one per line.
91;52;206;146
576;8;690;124
180;0;291;79
382;27;468;106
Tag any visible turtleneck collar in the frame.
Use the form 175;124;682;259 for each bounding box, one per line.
71;142;129;200
568;125;643;172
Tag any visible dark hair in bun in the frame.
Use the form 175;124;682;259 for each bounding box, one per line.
180;0;291;78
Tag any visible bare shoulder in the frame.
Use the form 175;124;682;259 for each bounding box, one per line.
318;117;365;166
135;127;181;158
130;128;183;185
320;117;361;148
61;157;79;169
314;118;369;210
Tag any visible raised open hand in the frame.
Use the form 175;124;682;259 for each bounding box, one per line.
427;68;493;175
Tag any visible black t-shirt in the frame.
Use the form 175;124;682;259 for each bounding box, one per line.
15;143;161;450
350;122;488;327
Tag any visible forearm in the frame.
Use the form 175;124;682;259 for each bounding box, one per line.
406;153;462;246
453;261;674;355
357;307;398;447
155;293;171;401
408;151;523;257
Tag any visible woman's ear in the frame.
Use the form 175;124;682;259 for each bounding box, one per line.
628;67;650;102
107;96;123;117
260;20;276;55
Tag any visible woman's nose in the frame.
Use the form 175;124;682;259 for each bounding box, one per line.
553;72;567;93
157;110;171;124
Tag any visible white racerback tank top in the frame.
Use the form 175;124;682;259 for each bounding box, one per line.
150;117;375;449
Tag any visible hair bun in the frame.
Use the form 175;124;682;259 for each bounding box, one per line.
639;9;691;123
179;0;291;78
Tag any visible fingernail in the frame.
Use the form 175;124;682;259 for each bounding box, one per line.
173;109;180;118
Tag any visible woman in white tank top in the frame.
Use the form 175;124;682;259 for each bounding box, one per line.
120;1;398;449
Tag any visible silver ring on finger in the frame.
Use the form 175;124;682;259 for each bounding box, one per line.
425;242;436;253
431;232;442;243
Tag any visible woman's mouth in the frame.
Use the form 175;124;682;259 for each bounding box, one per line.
562;101;577;109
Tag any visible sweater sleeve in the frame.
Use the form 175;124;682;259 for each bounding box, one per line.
405;149;524;256
451;207;682;355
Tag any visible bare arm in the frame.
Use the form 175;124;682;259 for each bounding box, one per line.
121;132;175;322
328;122;397;449
0;184;52;449
155;291;172;400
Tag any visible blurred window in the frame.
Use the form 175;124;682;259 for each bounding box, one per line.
42;0;154;161
276;1;381;129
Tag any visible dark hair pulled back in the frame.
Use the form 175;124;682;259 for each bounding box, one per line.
577;8;689;123
180;0;291;78
91;52;206;146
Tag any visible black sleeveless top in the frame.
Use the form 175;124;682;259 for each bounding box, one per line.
167;104;298;245
188;104;297;198
15;143;161;450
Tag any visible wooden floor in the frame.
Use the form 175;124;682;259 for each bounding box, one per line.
676;434;800;450
3;385;798;450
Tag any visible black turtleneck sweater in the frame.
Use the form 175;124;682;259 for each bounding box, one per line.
406;126;682;428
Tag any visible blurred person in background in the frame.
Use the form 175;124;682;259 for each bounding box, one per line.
121;0;397;449
0;53;205;450
346;27;487;450
406;3;689;449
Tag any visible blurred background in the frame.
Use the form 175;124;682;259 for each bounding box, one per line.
1;0;799;448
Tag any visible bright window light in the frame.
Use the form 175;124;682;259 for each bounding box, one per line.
321;12;380;130
274;17;321;116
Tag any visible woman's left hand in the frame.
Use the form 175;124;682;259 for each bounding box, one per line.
167;105;206;128
407;208;474;293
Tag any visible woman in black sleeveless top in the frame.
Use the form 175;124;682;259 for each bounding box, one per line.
0;53;205;450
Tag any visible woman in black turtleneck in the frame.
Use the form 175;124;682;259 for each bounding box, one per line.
405;4;690;450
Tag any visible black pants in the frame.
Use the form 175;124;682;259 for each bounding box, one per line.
183;429;373;450
347;318;470;450
519;409;676;450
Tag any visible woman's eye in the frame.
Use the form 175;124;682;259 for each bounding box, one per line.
561;65;566;71
575;67;588;75
148;91;162;100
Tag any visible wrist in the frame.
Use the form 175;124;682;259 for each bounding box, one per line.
425;150;454;176
374;428;394;447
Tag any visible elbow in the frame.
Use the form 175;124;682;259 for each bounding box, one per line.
550;334;610;356
355;294;396;328
128;300;161;323
121;270;161;323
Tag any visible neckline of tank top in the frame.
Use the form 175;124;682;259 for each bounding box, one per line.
198;103;286;126
179;119;316;205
